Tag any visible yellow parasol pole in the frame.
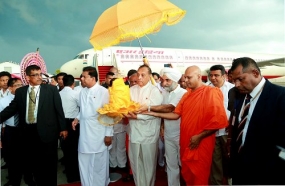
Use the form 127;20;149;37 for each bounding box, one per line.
137;38;156;85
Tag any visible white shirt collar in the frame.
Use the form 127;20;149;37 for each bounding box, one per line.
249;77;266;99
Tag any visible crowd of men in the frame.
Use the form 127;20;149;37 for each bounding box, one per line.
0;56;285;186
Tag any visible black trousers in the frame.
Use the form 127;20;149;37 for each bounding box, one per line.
61;118;80;181
23;124;58;186
4;125;23;185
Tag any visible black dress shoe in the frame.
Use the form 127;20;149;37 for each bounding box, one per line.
67;177;80;183
118;166;128;173
122;174;134;182
109;167;117;172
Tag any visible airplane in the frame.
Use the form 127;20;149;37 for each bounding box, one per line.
60;46;285;86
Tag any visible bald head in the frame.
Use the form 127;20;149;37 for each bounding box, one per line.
186;66;202;75
184;66;203;91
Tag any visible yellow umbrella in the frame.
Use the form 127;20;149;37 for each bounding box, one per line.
89;0;186;50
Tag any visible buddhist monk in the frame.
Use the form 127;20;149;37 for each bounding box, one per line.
143;66;228;185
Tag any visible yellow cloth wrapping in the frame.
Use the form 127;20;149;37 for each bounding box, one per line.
97;78;140;125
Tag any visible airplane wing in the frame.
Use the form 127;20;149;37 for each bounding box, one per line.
257;57;285;67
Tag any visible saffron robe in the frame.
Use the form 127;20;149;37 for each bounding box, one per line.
174;85;228;185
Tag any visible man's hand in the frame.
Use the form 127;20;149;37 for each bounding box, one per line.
123;112;137;119
60;131;68;140
137;104;148;113
72;118;79;130
104;136;112;146
189;134;202;150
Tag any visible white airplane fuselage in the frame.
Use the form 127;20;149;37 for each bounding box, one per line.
60;46;285;82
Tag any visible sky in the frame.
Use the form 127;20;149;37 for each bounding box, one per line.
0;0;284;74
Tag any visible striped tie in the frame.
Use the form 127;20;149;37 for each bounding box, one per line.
28;87;36;123
14;114;19;126
236;94;251;153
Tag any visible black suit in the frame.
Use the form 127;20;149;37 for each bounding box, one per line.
0;84;66;186
230;80;285;185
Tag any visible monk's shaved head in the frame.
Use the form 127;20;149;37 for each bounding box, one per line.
184;66;203;91
186;66;202;76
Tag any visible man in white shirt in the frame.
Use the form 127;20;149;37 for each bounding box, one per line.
208;65;234;185
0;71;11;98
140;67;187;186
0;71;11;171
124;65;163;186
72;66;113;186
74;74;86;92
56;72;67;91
151;72;165;168
59;74;80;183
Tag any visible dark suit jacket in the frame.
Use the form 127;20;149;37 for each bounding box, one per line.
231;80;285;184
0;84;66;143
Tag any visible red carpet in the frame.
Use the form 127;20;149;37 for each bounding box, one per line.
58;165;169;186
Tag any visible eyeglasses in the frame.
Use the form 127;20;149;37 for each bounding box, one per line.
13;84;23;87
29;73;43;77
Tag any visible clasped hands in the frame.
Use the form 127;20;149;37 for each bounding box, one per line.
123;104;151;119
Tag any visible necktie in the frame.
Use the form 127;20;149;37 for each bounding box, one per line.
236;94;251;153
14;114;19;126
28;87;36;123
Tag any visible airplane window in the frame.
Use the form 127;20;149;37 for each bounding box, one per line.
185;56;188;60
157;55;160;59
170;56;173;59
85;54;89;59
212;57;215;60
78;54;84;59
121;55;124;59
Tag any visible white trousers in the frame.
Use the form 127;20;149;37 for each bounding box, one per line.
129;142;158;186
158;137;165;167
109;131;127;168
78;150;110;186
165;138;180;186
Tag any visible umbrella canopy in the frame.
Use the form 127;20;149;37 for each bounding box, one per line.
90;0;186;50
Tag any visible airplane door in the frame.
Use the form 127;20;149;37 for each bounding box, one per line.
176;51;184;67
102;49;112;66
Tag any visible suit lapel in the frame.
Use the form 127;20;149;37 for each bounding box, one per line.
22;86;29;106
249;80;270;123
244;80;271;145
38;85;45;112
